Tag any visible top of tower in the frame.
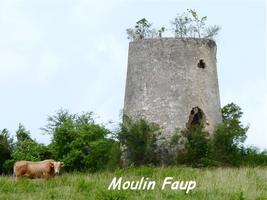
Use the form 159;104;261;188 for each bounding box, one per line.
129;38;217;49
126;10;220;44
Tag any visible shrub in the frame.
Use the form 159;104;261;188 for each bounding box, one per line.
239;146;267;166
173;103;266;167
1;103;265;172
43;110;116;171
0;129;13;174
11;139;50;162
105;142;121;170
2;124;51;174
212;103;249;166
176;125;210;167
11;124;51;161
171;9;220;39
118;115;160;166
2;159;14;174
126;18;165;41
126;18;152;40
126;9;220;41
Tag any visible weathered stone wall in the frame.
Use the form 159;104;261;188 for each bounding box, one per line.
123;38;221;137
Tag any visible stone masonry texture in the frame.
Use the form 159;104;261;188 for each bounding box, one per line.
123;38;222;137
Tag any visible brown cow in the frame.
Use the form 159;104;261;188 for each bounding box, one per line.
13;159;64;179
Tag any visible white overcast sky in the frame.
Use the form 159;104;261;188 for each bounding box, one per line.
0;0;266;149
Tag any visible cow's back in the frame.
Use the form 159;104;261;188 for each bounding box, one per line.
27;160;55;178
14;159;58;178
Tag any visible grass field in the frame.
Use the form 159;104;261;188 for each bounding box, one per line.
0;166;266;200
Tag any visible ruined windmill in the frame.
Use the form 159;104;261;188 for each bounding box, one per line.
123;37;221;138
122;12;222;164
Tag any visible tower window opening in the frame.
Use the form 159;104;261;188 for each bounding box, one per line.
186;107;205;129
198;59;206;69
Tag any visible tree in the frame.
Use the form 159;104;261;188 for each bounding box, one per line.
135;18;152;39
12;124;51;161
126;18;152;41
212;103;249;165
204;25;220;39
173;125;210;167
2;124;51;174
43;110;115;171
157;27;165;38
171;11;192;38
188;9;207;38
16;123;33;142
0;129;13;174
221;102;243;121
118;115;160;166
127;10;220;41
171;9;220;39
126;18;165;41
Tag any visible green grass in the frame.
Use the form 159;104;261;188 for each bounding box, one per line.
0;167;266;200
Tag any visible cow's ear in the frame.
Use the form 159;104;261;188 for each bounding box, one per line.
50;161;54;168
60;162;64;167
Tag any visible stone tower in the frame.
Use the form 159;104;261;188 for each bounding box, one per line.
123;38;221;137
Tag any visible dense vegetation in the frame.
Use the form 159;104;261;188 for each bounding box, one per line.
119;103;267;167
0;167;266;200
0;103;266;175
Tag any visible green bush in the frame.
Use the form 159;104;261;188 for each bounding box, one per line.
117;103;267;168
118;115;160;166
0;129;13;174
212;103;249;166
43;110;117;171
12;124;51;161
105;142;121;170
1;103;265;173
2;124;51;174
11;139;50;162
2;159;15;174
126;9;220;41
239;146;267;166
126;18;165;41
175;125;210;167
171;9;220;39
173;103;267;167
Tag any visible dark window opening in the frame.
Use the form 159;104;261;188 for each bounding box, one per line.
197;59;206;69
186;107;204;129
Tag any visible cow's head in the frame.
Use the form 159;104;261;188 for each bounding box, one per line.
50;161;64;174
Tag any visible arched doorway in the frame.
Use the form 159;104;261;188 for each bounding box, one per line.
186;107;205;129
